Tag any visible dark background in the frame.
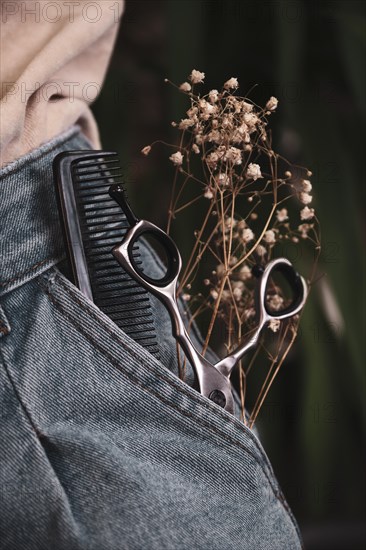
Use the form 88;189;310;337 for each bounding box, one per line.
93;1;365;548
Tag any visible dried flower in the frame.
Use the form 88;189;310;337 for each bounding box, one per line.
246;163;263;180
266;96;278;111
169;151;184;166
215;173;230;187
267;294;284;311
232;281;244;302
224;77;239;90
276;208;288;222
204;187;214;199
239;265;252;281
179;118;195;130
210;289;219;300
264;230;276;244
301;179;312;193
242;228;254;243
147;71;320;427
209;89;219;103
224;146;242;165
298;223;312;238
256;245;267;257
268;319;281;332
179;82;192;92
189;69;205;84
300;206;315;220
300;192;313;205
141;145;151;156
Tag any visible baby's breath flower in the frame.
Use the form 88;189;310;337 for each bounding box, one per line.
215;172;230;187
206;151;220;168
239;265;252;281
153;72;319;425
268;319;281;332
242;228;254;243
264;230;276;244
267;294;284;311
276;208;288;222
224;146;242;165
301;179;312;193
246;163;263;181
141;145;151;156
178;118;195;130
204;187;214;199
300;206;315;220
266;96;278;111
208;129;221;143
221;290;231;302
241;101;253;113
189;69;205;84
169;151;184;166
187;106;198;119
232;281;244;301
298;223;312;238
179;82;192;92
299;192;313;205
243;113;258;129
210;289;219;300
255;244;267;256
198;99;216;120
208;89;219;103
224;77;239;90
222;115;233;129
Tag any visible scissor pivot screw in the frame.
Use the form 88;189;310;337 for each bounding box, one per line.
209;390;226;408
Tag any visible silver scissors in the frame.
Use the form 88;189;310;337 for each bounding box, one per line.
109;184;308;414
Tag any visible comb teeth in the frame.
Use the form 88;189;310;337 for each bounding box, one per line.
55;151;160;358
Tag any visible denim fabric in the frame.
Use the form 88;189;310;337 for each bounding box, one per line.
0;127;303;549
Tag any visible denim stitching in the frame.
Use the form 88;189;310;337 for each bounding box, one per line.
0;347;43;438
0;258;56;288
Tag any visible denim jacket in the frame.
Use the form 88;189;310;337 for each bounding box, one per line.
0;127;302;549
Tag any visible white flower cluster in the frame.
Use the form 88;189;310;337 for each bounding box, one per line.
165;72;275;184
141;71;319;359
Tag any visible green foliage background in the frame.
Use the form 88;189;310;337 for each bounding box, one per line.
93;1;365;547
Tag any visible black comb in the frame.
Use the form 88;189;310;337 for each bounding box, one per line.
53;150;160;358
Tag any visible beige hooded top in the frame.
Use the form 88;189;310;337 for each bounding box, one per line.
0;0;124;167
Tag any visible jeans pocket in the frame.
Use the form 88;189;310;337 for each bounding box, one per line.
1;266;303;549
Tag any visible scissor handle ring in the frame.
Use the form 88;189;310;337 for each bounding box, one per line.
259;258;308;319
125;220;181;288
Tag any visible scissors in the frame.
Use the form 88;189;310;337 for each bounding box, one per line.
109;184;308;414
